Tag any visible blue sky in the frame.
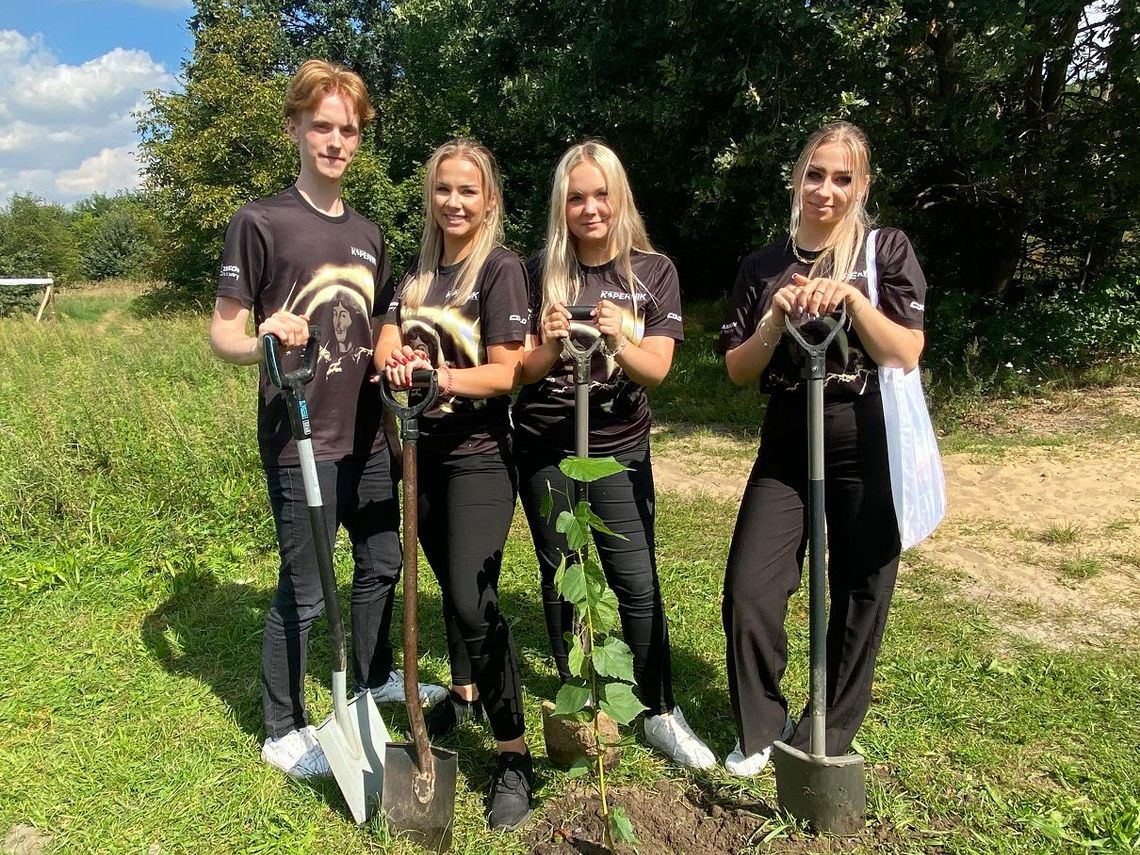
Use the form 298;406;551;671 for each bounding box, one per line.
1;0;194;205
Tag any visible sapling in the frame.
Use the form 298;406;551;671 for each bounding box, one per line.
543;454;645;850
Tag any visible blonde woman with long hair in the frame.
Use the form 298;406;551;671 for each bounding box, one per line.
514;141;716;770
718;121;928;776
377;138;534;830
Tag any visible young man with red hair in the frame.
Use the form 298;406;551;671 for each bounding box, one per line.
209;59;444;778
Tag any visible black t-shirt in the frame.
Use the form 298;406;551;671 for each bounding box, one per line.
215;186;394;466
716;228;926;398
383;245;529;456
513;250;685;455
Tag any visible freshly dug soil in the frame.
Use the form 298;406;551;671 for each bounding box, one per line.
524;779;766;855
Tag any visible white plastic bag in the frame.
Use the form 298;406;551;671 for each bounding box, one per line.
864;230;946;549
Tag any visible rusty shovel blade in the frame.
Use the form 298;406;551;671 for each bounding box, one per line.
380;742;458;852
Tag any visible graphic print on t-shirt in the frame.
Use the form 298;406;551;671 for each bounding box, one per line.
385;246;529;455
399;301;487;415
282;262;377;379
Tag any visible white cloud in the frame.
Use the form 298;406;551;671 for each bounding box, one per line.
0;29;176;204
55;146;142;195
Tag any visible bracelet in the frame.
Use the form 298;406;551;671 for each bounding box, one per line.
601;337;628;358
439;363;454;396
847;296;866;320
757;320;784;348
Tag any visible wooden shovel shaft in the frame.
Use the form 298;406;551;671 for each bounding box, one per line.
401;438;433;776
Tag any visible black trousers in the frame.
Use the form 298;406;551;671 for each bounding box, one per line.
262;449;402;738
417;448;525;743
516;440;675;716
723;393;900;757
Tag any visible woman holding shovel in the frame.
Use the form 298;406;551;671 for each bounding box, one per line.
717;121;927;776
377;138;534;831
514;141;716;770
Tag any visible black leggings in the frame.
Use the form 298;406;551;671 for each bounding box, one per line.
723;393;900;757
417;448;525;742
516;440;675;716
262;450;401;738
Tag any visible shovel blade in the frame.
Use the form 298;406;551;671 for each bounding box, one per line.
314;691;390;825
380;742;458;853
772;740;866;835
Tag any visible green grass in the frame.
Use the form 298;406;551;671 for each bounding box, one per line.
1040;522;1084;546
1055;557;1103;583
2;289;1140;853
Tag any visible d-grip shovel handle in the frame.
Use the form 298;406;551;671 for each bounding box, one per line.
264;326;321;392
263;327;322;442
562;304;603;386
566;304;595;322
378;370;438;442
784;305;847;380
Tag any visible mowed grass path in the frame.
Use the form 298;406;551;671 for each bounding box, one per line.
0;291;1137;853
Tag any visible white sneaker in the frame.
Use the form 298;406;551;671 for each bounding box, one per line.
261;725;332;779
643;706;717;770
725;717;795;777
368;670;448;708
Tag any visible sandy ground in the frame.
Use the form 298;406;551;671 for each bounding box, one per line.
653;385;1140;649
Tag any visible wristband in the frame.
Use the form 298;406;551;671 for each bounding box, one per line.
439;363;454;396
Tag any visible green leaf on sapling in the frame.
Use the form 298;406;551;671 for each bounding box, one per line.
554;679;591;716
560;455;628;483
593;636;636;683
599;681;646;726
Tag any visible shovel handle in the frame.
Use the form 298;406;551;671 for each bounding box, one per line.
566;304;595;322
379;371;439;441
400;435;436;782
264;326;321;390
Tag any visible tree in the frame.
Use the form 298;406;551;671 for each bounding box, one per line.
0;195;80;281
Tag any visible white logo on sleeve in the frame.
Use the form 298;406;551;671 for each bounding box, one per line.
721;322;737;333
509;314;527;324
910;301;925;312
667;312;682;323
220;264;240;279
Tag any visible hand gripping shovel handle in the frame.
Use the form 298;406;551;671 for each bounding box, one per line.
785;306;846;757
380;370;439;793
264;329;360;751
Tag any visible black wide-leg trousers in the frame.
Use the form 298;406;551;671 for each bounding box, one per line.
723;392;901;757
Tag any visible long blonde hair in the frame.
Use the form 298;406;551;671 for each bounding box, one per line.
402;138;505;309
540;141;657;323
789;121;872;282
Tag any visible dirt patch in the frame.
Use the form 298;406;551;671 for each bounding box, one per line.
652;387;1140;648
3;826;51;855
525;779;766;854
524;779;901;854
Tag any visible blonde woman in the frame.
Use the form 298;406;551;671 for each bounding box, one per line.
514;141;715;770
718;121;928;775
377;138;533;830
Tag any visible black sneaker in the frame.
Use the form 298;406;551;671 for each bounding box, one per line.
419;691;483;740
488;750;534;830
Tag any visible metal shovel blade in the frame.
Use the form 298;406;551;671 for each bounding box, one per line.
380;743;458;853
314;689;390;825
772;741;866;835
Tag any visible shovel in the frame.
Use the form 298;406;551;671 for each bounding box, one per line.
263;329;391;826
378;369;458;853
771;305;867;835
